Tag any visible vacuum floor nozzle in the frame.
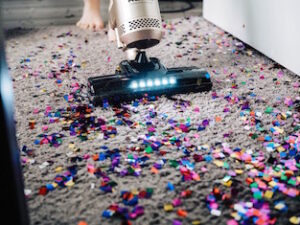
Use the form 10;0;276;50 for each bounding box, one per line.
88;52;212;106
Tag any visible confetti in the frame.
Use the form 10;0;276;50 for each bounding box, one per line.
9;16;300;225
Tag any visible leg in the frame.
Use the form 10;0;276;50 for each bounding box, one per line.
77;0;104;30
108;24;116;42
108;0;116;41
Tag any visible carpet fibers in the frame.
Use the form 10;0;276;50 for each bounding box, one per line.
5;17;300;225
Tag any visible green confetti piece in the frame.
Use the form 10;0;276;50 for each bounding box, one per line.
253;191;262;199
265;107;273;114
281;174;287;181
223;162;230;169
250;182;258;188
274;166;281;172
169;137;177;141
223;175;231;182
108;180;118;187
127;167;135;174
128;154;134;159
251;133;258;140
78;136;87;141
146;188;154;195
288;179;296;186
169;160;179;168
145;146;153;153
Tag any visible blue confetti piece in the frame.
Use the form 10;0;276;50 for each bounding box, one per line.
166;182;175;191
63;95;69;102
123;195;139;206
133;101;139;107
46;183;55;191
102;210;113;218
252;217;258;223
280;152;287;158
197;126;205;131
204;155;213;162
265;136;272;141
116;119;123;125
289;149;297;156
99;153;107;161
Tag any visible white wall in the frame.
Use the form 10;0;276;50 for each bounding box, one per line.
203;0;300;76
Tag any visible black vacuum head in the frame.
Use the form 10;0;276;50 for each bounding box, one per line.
88;52;212;106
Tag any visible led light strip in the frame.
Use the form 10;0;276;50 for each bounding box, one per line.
130;77;176;89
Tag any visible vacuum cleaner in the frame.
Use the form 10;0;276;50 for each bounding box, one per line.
88;0;212;106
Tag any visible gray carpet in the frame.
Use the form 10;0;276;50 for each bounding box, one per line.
5;17;300;225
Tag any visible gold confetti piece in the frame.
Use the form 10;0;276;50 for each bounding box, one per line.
55;166;63;173
213;160;224;167
274;127;284;134
268;181;277;187
65;180;75;187
230;212;241;220
131;189;139;195
276;146;285;152
164;204;173;212
289;216;300;224
273;171;281;177
223;180;232;187
235;169;244;174
264;190;273;199
274;203;285;210
281;113;287;120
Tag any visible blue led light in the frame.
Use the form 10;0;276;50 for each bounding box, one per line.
147;80;153;87
131;77;176;89
130;81;138;89
154;79;161;86
139;80;146;88
162;78;168;85
169;77;176;84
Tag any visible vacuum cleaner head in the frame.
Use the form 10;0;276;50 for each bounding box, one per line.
88;52;212;106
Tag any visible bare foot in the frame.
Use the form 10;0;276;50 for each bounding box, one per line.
77;0;104;31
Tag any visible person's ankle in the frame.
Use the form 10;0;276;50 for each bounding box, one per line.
84;0;100;9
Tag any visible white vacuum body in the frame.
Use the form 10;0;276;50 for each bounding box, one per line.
109;0;163;49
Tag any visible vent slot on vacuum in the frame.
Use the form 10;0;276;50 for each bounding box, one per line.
119;18;161;35
129;18;160;31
